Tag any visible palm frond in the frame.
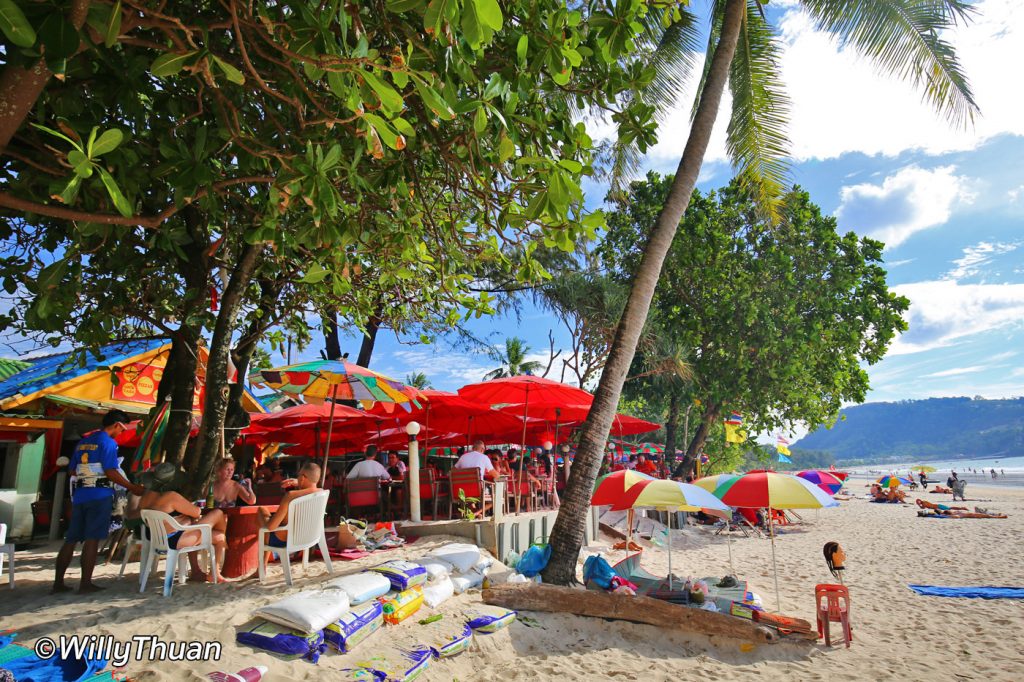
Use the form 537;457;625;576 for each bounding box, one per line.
608;6;702;189
801;0;978;126
727;0;792;220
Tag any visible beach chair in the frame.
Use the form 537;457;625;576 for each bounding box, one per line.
815;583;852;648
0;523;14;589
448;468;492;518
416;468;441;520
257;489;333;586
505;476;537;513
140;510;218;597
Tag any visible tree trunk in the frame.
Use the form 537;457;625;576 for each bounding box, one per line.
542;0;746;585
0;0;90;155
227;279;284;438
664;390;680;467
323;310;342;361
156;330;201;466
355;313;381;367
186;243;262;499
679;404;720;478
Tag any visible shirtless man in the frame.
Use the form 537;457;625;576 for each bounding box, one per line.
258;461;322;550
213;457;256;508
139;464;228;581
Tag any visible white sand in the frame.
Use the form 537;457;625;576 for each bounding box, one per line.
3;484;1024;681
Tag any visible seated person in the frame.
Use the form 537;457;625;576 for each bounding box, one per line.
322;467;338;490
347;445;391;481
885;487;906;503
634;454;659;476
258;462;323;549
386;451;408;480
139;463;227;582
454;440;496;480
492;450;513;478
213;457;256;508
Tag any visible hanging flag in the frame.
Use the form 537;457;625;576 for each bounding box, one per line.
776;434;791;456
778;452;792;463
227;353;239;384
724;422;747;444
725;411;743;425
130;401;171;472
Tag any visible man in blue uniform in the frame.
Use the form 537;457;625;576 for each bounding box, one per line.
53;409;145;593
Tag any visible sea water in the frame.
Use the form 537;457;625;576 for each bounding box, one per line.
848;454;1024;487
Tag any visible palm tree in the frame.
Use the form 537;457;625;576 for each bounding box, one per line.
543;0;978;584
405;372;433;390
483;337;544;380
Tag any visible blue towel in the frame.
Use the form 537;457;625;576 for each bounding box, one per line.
909;585;1024;599
0;648;107;682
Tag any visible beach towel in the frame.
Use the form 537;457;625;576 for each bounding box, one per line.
908;585;1024;599
0;643;108;682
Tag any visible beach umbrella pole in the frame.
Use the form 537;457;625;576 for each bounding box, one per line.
667;511;673;590
769;511;781;612
516;386;529;513
320;385;338;487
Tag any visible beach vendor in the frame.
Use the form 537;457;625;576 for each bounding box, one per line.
213;457;256;508
139;462;229;582
53;409;145;594
258;461;322;549
347;445;391;481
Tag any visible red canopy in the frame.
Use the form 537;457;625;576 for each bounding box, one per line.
458;375;592;408
245;402;373;433
365;389;528;443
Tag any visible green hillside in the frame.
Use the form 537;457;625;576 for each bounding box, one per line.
794;397;1024;463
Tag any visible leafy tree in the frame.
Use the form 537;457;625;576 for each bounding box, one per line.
405;372;433;390
546;0;976;581
483;336;543;380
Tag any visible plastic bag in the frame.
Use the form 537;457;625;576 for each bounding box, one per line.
516;544;551;578
236;620;326;663
421;575;455;608
371;560;428;591
324;601;384;653
582;555;617;590
381;586;424;625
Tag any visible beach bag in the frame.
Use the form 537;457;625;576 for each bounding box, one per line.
516;544;551;578
371;560;428;591
414;559;451;582
583;555;617;590
325;601;384;653
254;587;350;633
327;572;392;605
467;605;517;634
235;620;326;663
424;543;480;572
336;519;364;550
421;575;455;608
340;646;432;681
381;586;424;625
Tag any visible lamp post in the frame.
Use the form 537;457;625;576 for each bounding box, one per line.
406;421;421;522
543;440;558;507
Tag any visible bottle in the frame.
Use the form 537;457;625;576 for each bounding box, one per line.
206;482;215;510
208;666;266;682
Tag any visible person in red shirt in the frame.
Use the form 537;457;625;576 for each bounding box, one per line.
635;454;659;476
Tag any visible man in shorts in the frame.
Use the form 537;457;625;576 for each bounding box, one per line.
258;461;323;550
53;409;144;593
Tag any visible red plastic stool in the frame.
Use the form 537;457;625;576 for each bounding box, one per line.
815;583;852;647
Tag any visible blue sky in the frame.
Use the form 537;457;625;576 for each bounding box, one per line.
315;0;1024;406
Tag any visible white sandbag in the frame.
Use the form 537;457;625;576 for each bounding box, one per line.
473;555;494;573
325;572;392;605
421;575;455;608
506;572;529;584
425;543;480;573
450;570;483;595
254;587;350;634
415;559;451;582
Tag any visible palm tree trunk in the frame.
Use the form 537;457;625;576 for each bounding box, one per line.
542;0;747;585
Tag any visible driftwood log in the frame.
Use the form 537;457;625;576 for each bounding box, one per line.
483;583;778;644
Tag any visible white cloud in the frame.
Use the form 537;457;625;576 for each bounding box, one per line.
946;241;1021;281
923;366;986;378
1008;185;1024;202
885;258;915;268
835;166;974;248
888;280;1024;355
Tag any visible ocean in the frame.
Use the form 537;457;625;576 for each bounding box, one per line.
848;454;1024;487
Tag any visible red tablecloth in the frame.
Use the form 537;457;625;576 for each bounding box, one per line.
223;505;277;579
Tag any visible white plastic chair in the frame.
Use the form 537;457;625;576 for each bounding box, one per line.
0;523;13;589
140;510;218;597
118;526;149;581
258;490;333;585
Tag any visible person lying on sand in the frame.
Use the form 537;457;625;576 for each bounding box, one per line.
916;499;967;512
917;507;1007;519
930;485;953;494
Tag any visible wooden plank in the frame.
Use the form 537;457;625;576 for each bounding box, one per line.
483;583;778;644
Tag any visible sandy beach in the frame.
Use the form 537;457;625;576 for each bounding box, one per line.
4;483;1024;681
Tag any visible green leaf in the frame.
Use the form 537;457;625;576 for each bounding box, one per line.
151;51;195;78
213;55;245;85
474;0;502;31
0;0;36;48
460;0;483;46
412;78;455;120
498;135;515;162
104;0;121;48
38;13;80;60
58;175;82;204
361;70;403;113
96;167;133;217
299;263;329;284
90;129;124;156
31;123;82;151
364;113;406;150
386;0;423;12
557;159;583;173
473;106;487;134
516;35;528;65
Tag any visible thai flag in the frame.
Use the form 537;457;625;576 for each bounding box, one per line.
725;412;743;425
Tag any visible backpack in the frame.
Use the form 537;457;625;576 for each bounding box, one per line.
582;555;618;590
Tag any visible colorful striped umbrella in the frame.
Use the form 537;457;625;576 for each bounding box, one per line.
130;401;170;473
590;470;656;506
693;473;740;494
249;359;422;484
796;470;844;495
877;475;912;489
611;479;730;513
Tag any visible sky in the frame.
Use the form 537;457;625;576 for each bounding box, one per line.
7;1;1024;423
321;0;1024;410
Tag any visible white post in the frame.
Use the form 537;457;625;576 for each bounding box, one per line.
407;421;421;522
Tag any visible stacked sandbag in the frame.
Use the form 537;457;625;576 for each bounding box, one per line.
326;572;392;605
324;601;385;653
339;646;432;681
466;604;517;634
238;587;351;662
418;543;495;595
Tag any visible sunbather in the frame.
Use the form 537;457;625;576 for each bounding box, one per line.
916;499;967;512
931;485;952;494
918;509;1007;519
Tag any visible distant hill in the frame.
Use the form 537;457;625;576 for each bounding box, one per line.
794;397;1024;463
